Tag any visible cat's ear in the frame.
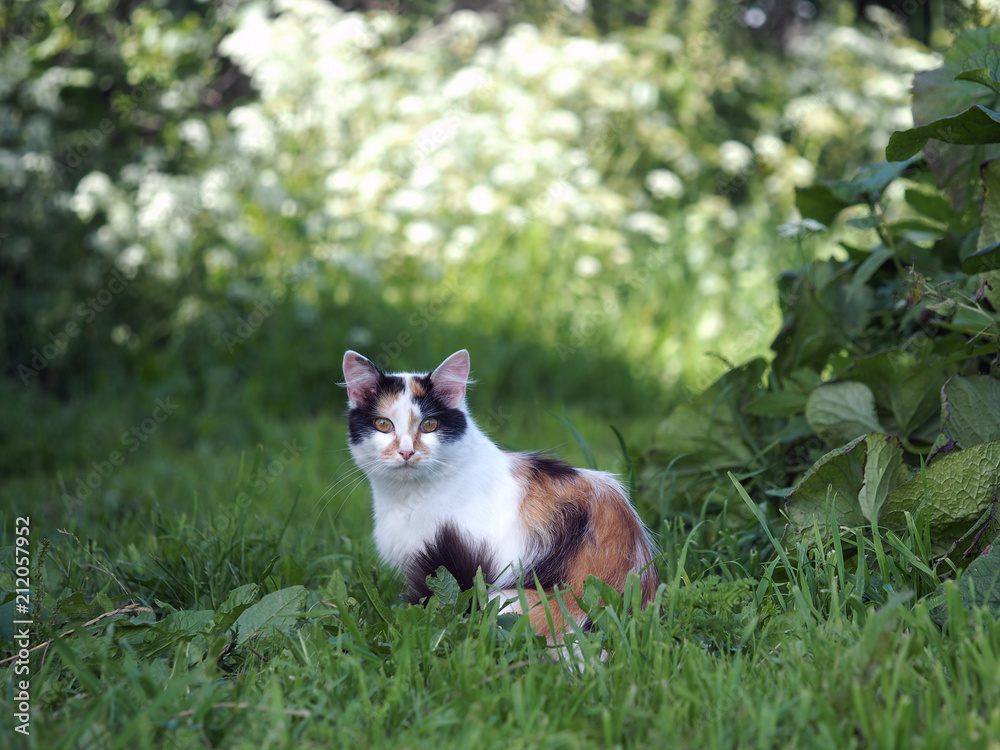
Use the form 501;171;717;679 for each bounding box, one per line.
342;351;382;405
430;350;471;408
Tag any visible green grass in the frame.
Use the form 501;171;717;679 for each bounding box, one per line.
4;398;1000;749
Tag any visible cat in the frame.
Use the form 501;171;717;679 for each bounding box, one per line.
342;348;659;640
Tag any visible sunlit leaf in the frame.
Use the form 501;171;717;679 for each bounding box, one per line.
805;381;885;446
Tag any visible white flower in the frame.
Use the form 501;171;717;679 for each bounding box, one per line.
786;157;815;185
69;192;97;222
645;169;684;200
136;175;183;235
445;9;497;42
410;164;440;189
117;244;147;274
80;171;114;197
443;68;493;100
622;211;671;243
574;168;600;188
467;184;497;215
574;255;601;278
452;225;479;246
205;247;237;273
718;140;754;174
777;219;827;238
540;110;582;139
630;81;658;111
697;273;724;295
547;68;583;97
325;170;355;193
696;309;723;339
490;161;536;186
227;105;276;155
752;134;784;161
404;221;441;245
444;225;479;262
155;259;180;280
504;206;527;227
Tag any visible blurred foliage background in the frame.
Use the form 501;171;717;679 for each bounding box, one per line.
0;0;963;482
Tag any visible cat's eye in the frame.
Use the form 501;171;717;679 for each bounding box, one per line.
420;417;439;433
374;418;393;433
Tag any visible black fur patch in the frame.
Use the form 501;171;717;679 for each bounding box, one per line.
524;453;579;481
404;524;497;604
413;380;468;443
523;503;591;589
347;372;404;444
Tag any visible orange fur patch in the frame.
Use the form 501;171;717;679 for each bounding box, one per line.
408;376;427;397
511;456;659;640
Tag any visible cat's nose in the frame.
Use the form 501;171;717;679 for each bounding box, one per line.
398;448;415;461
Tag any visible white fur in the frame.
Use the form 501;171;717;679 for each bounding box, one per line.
347;370;531;586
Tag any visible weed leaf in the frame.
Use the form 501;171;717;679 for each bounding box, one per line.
233;585;307;645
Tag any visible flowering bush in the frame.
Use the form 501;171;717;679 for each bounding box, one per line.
2;0;943;425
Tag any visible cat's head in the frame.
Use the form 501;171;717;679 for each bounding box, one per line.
342;350;472;478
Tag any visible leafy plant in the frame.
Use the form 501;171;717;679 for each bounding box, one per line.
644;26;1000;618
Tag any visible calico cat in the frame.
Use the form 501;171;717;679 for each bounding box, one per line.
342;349;658;639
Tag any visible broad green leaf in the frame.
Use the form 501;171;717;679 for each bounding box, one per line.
962;242;1000;273
845;340;951;442
795;185;848;225
325;569;349;602
805;381;885;446
140;610;215;658
881;442;1000;553
886;105;1000;162
796;159;919;226
830;159;920;204
771;261;872;379
210;583;259;635
783;434;907;541
957;69;1000;96
930;538;1000;626
968;160;1000;271
940;496;1000;564
357;570;401;637
782;434;865;536
903;188;962;225
846;214;882;231
649;358;767;469
942;376;1000;448
426;566;461;606
645;358;770;514
153;609;215;635
233;585;307;645
955;44;1000;97
57;591;101;619
581;574;624;612
978;160;1000;250
279;555;306;586
847;246;895;302
859;436;909;526
888;218;948;237
907;28;1000;211
745;390;809;418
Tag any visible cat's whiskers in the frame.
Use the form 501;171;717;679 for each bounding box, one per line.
313;474;368;521
311;453;392;519
313;461;371;507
